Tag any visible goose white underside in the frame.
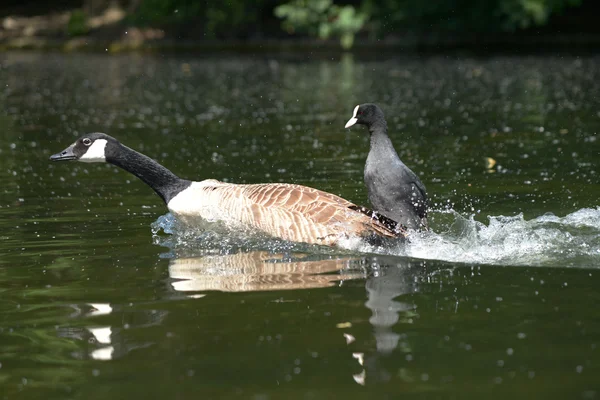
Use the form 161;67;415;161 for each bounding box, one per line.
167;180;274;237
168;180;238;225
167;180;315;241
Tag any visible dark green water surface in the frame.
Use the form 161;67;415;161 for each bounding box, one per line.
0;52;599;399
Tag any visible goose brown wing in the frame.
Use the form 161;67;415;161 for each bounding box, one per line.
207;182;405;245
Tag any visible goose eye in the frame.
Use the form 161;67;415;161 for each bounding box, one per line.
82;138;92;146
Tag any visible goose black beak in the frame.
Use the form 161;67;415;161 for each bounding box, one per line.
50;145;77;162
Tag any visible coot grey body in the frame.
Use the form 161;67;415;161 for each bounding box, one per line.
345;103;428;230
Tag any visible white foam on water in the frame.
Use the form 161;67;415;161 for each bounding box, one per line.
152;207;600;267
380;207;600;266
151;213;343;258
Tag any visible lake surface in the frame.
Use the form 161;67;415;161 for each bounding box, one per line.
0;51;599;399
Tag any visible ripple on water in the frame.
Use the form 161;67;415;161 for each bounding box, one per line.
151;207;600;267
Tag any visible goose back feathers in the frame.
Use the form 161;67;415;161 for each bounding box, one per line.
50;133;406;247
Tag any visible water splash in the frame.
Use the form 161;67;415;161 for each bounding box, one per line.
151;207;600;267
151;213;345;258
396;207;600;266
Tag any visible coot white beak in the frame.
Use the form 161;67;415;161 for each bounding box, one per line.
344;105;359;128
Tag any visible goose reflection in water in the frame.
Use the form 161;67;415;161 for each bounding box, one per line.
58;250;428;382
167;250;427;386
57;251;366;361
167;251;367;293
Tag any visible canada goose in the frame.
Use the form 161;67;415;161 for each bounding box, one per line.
50;133;406;247
345;104;428;230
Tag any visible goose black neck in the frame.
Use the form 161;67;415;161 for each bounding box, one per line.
107;144;191;204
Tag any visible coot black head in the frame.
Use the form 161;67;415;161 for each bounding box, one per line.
345;103;386;130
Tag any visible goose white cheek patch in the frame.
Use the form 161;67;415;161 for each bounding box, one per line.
345;105;359;128
79;139;108;163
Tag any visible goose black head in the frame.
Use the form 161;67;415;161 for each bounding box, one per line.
50;133;118;163
344;103;385;129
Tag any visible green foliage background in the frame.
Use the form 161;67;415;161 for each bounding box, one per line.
120;0;585;46
365;0;583;33
130;0;269;37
